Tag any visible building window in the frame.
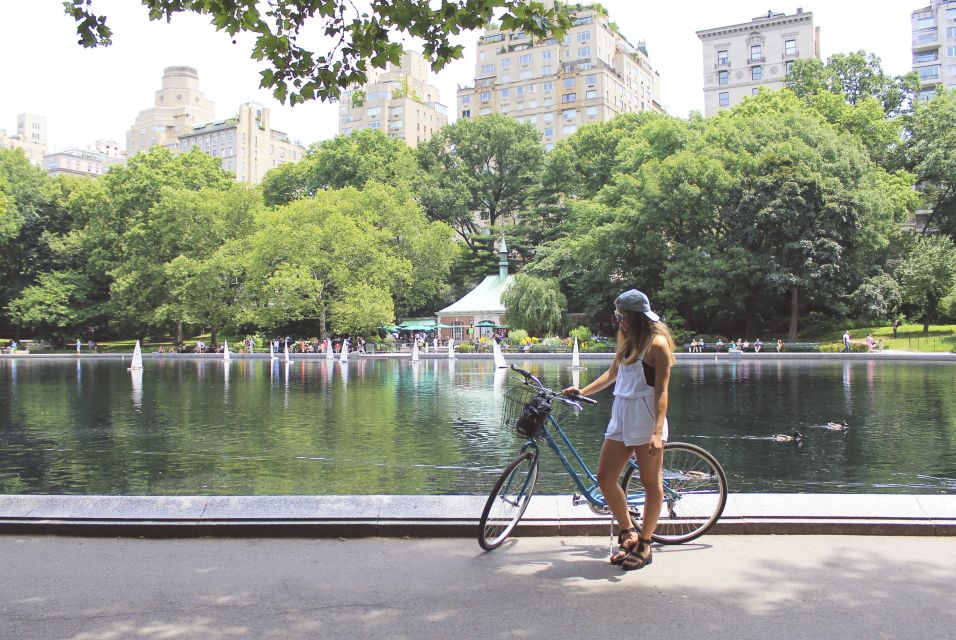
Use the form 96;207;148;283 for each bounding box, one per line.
577;47;591;58
462;109;471;118
718;70;728;85
562;109;577;120
586;106;598;117
501;74;511;83
752;88;759;95
479;91;491;101
585;89;597;99
543;112;554;122
519;54;532;65
717;49;728;66
786;60;794;75
752;66;762;81
544;81;554;91
519;70;532;80
529;99;538;108
368;120;380;129
501;58;510;68
784;39;797;56
948;46;956;57
750;44;762;61
480;107;492;115
528;83;536;93
947;27;956;38
542;50;553;60
544;127;554;137
563;77;575;89
390;106;402;116
562;92;576;102
367;107;380;117
500;88;510;98
919;64;941;80
563;124;577;135
916;51;939;63
577;31;591;42
585;74;596;85
542;65;552;75
719;92;730;107
480;64;495;75
917;16;936;30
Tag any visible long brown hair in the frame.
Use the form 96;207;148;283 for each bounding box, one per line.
615;310;676;366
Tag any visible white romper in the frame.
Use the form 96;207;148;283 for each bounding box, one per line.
605;345;669;446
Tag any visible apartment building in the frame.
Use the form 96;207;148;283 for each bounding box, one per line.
44;140;126;178
338;51;449;146
912;0;956;101
127;66;216;156
697;8;820;116
0;113;48;166
170;103;305;184
456;3;662;150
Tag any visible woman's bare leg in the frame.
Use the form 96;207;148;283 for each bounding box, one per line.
597;439;638;541
633;442;664;539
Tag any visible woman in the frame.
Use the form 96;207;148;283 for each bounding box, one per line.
563;289;675;571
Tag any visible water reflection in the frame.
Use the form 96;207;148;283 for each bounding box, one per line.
0;358;954;496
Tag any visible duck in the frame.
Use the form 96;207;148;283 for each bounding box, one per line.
826;421;849;431
771;431;804;442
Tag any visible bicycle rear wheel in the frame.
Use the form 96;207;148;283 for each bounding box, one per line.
478;450;539;551
622;442;727;544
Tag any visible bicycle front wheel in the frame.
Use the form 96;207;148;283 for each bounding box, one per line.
622;442;727;544
478;451;539;551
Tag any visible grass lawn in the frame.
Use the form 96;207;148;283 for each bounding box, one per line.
809;324;956;353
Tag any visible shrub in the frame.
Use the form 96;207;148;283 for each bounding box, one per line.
568;326;592;344
818;342;867;353
508;329;529;344
540;336;563;350
457;343;476;353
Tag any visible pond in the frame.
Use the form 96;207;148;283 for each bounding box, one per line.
0;357;954;495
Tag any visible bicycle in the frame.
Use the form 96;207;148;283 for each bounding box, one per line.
478;365;728;551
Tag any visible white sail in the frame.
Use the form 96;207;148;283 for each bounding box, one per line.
284;342;291;363
223;340;231;361
130;367;143;409
572;367;580;389
492;339;508;369
129;340;144;370
339;340;348;362
325;339;334;360
571;337;581;369
448;338;455;359
270;341;277;360
411;340;420;362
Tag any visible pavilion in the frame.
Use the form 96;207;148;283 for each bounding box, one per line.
435;237;514;342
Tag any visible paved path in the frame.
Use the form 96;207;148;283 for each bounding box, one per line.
1;535;953;639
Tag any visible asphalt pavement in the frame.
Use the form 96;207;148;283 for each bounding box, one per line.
1;534;953;639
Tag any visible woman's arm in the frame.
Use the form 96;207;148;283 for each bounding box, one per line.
564;358;618;397
648;335;672;455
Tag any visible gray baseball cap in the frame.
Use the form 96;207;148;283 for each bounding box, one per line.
615;289;660;322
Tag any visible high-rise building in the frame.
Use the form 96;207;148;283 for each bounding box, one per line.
338;51;449;146
127;66;216;156
457;3;662;149
170;103;305;184
912;0;956;101
0;113;48;166
697;8;820;116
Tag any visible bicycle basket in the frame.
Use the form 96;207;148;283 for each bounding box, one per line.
501;385;579;439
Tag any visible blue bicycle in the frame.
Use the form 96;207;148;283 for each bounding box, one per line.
479;365;728;551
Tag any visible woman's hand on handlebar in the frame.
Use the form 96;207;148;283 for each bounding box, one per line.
562;386;582;397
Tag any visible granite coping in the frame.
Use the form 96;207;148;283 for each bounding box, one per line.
1;493;954;537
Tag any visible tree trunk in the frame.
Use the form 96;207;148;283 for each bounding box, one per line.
210;327;218;348
319;306;327;341
788;287;799;341
176;321;183;347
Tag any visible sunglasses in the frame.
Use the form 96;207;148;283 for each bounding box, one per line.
614;310;624;321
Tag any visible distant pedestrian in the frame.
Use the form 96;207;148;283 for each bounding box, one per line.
865;333;875;352
76;339;82;354
753;338;763;353
776;339;783;353
842;330;851;353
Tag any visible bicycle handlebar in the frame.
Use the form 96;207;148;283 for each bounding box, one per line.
510;364;598;405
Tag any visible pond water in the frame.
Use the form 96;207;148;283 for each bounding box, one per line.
0;357;954;495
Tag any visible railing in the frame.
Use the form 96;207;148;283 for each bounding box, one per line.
782;50;799;59
714;59;730;68
747;56;765;64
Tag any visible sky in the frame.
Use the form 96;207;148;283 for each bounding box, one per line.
0;1;920;153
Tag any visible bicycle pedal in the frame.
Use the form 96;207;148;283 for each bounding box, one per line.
571;493;587;506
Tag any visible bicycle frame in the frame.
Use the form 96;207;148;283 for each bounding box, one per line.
525;410;681;513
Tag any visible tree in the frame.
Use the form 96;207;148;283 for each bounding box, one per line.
896;234;956;333
261;130;418;206
850;273;902;324
786;52;919;116
5;270;92;343
501;273;566;337
417;114;544;285
905;90;956;240
64;0;571;104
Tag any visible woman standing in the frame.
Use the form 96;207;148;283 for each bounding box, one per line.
563;289;675;571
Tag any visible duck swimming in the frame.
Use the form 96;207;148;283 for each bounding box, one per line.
771;431;804;442
826;421;849;431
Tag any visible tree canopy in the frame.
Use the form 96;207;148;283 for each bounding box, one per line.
64;0;571;104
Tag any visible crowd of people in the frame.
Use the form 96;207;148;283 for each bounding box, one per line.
687;337;783;353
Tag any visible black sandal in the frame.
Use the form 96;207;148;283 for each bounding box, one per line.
610;526;639;565
621;537;653;571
